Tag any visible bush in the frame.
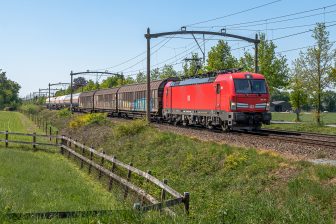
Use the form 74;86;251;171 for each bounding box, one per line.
114;119;148;138
19;104;41;114
57;108;72;118
69;113;107;128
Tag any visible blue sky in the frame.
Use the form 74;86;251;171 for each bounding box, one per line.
1;0;336;97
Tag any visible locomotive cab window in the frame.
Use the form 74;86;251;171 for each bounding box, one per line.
234;79;267;94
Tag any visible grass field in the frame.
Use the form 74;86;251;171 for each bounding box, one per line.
59;118;336;224
271;112;336;124
0;112;127;223
268;112;336;134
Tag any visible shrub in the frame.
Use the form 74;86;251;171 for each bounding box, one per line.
114;119;148;138
19;104;41;114
69;113;107;128
57;108;72;118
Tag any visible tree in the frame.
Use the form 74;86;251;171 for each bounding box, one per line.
183;53;203;77
136;71;146;83
239;33;290;94
0;69;21;109
83;80;99;91
289;59;308;121
270;89;290;102
159;64;178;79
73;77;88;90
151;68;161;81
296;23;336;124
206;40;238;71
100;74;135;88
322;90;336;112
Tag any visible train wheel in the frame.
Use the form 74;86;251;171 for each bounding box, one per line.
221;123;230;132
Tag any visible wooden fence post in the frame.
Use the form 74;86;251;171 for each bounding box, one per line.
183;192;190;215
60;135;65;154
108;156;116;191
45;121;48;135
49;126;52;141
5;130;8;148
161;179;168;202
33;132;36;149
55;131;58;145
124;162;133;199
67;137;71;158
99;151;105;179
141;170;151;205
80;144;85;169
69;137;72;148
74;139;77;149
88;146;93;174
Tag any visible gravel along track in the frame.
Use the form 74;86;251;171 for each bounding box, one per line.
108;117;336;160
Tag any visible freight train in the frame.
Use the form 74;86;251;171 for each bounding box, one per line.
46;70;271;131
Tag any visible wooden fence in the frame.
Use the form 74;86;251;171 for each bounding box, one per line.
0;130;189;215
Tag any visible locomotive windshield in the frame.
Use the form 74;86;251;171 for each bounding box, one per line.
234;79;267;94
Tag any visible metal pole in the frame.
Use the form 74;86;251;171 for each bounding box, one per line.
70;71;73;112
203;34;205;65
255;33;259;73
48;84;51;110
146;28;151;122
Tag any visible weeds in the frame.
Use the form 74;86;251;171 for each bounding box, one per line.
113;119;148;138
69;113;108;128
57;108;72;118
19;104;41;115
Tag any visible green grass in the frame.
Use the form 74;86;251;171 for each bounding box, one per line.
268;112;336;134
0;147;123;212
60;119;336;224
271;112;336;124
266;123;336;135
0;111;129;223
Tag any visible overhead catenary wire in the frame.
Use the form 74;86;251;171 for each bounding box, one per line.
116;35;176;73
96;38;172;71
190;3;336;29
275;40;336;53
185;0;282;27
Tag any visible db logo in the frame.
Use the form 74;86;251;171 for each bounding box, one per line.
249;105;254;109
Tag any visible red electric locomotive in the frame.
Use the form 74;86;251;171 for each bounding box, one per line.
162;70;271;131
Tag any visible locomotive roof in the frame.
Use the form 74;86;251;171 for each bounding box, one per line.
171;77;215;86
171;72;265;87
218;72;265;79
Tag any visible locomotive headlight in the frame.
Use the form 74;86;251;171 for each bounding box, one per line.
230;101;237;110
266;102;270;111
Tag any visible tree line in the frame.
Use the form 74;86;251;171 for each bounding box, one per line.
0;69;21;110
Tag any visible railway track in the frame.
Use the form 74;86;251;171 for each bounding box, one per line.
242;129;336;149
